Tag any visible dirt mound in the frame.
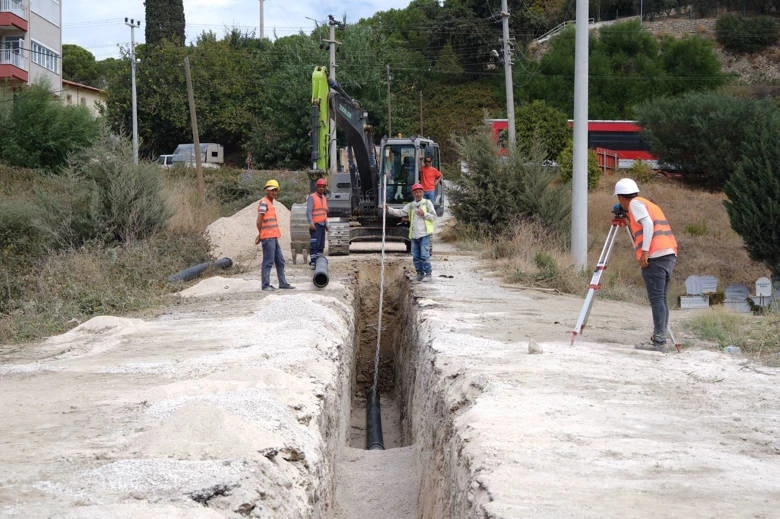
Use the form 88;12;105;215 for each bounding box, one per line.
205;200;292;266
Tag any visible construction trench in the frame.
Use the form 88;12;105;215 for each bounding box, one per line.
326;259;465;518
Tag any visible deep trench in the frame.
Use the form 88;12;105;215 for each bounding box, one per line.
352;261;412;449
329;259;423;518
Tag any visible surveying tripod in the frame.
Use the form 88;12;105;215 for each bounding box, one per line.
571;205;681;352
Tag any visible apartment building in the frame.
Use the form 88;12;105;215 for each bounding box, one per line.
0;0;62;93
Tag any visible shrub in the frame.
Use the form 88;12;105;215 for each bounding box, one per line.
41;129;172;246
0;81;99;170
716;14;779;53
557;140;601;190
451;131;571;239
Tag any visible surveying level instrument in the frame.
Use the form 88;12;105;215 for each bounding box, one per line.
571;205;681;353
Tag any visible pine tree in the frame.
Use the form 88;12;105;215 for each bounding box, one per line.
724;106;780;278
144;0;185;47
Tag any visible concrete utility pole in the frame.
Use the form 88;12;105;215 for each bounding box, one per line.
386;64;392;136
258;0;265;39
325;15;342;174
124;17;140;164
500;0;516;150
571;0;590;270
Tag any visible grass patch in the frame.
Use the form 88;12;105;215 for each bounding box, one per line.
685;307;780;365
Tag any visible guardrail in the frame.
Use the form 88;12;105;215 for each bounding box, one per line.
0;48;28;70
534;18;595;44
0;0;25;17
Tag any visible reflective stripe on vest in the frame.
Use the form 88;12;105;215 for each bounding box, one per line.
258;197;282;240
311;193;328;224
408;201;434;239
629;197;678;260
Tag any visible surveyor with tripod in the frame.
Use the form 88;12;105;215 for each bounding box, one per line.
614;178;678;352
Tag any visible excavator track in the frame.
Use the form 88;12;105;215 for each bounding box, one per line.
327;220;351;256
290;203;310;265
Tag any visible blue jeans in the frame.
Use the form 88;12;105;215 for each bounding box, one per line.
261;238;288;288
641;254;676;344
411;234;432;275
309;223;327;263
423;190;436;202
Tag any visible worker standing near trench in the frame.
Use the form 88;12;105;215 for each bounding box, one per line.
255;179;294;291
385;183;436;282
614;178;677;352
307;178;329;269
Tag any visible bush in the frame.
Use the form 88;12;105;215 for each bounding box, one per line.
451;131;571;238
557;140;601;190
716;14;779;53
0;81;99;170
38;129;172;246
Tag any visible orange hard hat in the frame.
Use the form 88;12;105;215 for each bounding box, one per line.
411;183;423;191
316;178;327;186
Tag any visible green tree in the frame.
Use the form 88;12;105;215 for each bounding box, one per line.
451;130;571;237
0;82;99;170
529;20;724;118
659;35;725;95
62;44;101;86
637;93;769;190
557;140;602;190
723;109;780;277
515;100;570;159
145;0;185;47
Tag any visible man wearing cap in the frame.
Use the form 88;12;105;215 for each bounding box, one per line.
255;179;294;291
307;177;329;269
385;183;436;282
614;178;677;352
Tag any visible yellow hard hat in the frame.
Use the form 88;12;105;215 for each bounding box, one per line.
264;179;280;190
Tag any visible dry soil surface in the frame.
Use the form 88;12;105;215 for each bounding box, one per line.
1;200;778;518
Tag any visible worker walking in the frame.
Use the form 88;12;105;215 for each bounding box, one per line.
385;183;436;282
307;177;329;269
614;178;677;352
255;179;294;291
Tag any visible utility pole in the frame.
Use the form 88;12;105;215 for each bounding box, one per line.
183;57;205;204
500;0;516;150
258;0;265;39
124;17;140;164
571;0;590;270
419;89;423;135
386;64;392;136
325;15;342;174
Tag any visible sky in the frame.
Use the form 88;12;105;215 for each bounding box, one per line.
62;0;414;60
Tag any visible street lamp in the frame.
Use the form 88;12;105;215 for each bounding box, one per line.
124;17;141;164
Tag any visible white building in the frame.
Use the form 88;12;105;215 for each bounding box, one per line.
0;0;62;92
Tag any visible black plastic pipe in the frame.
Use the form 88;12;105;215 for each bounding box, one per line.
168;257;233;283
313;255;329;288
366;388;384;450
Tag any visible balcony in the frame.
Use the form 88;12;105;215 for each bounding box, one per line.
0;46;28;83
0;0;28;32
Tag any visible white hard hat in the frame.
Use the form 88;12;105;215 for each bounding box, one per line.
614;178;640;196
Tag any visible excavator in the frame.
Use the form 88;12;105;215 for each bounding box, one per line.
290;66;444;262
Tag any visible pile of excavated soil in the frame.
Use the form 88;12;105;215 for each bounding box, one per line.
204;200;292;266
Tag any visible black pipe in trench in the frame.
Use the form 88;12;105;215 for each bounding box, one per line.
366;388;384;450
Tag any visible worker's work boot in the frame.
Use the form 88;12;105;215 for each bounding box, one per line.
634;341;668;353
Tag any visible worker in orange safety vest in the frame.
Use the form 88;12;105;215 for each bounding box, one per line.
255;179;294;291
307;177;329;269
615;178;678;352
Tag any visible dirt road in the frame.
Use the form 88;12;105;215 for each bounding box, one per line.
1;212;778;518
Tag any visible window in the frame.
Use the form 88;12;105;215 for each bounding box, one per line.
31;40;59;73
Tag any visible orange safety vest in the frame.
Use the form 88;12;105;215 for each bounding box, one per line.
310;193;328;224
628;197;677;260
258;196;282;240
